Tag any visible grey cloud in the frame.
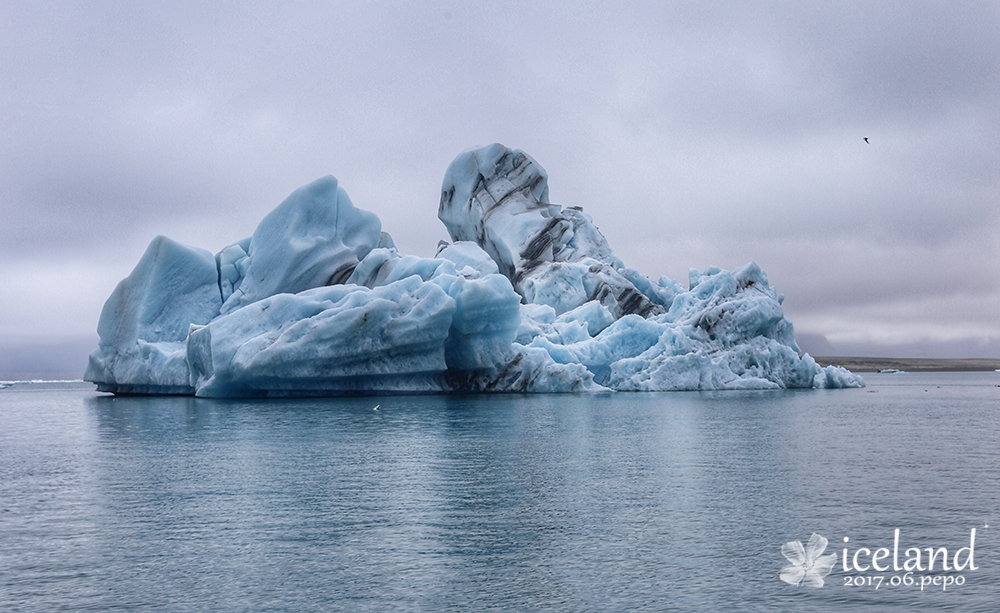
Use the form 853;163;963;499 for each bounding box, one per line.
1;1;997;358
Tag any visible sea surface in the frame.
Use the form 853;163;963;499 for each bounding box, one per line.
1;372;998;612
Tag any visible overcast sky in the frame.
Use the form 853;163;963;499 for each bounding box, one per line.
2;1;998;376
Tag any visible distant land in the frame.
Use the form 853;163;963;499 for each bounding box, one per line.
812;357;1000;372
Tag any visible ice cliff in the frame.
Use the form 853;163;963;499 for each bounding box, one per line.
86;144;864;397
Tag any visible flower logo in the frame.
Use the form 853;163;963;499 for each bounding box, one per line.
779;533;837;587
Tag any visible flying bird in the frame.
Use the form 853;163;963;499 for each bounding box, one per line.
863;137;869;144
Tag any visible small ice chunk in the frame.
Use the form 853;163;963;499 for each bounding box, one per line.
435;241;500;277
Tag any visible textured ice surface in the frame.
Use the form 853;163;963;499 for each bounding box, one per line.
439;145;664;319
188;276;457;397
219;176;382;315
85;236;222;394
86;144;863;396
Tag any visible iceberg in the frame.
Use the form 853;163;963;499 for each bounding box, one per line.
86;144;863;396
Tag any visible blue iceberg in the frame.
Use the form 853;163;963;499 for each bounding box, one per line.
86;144;863;396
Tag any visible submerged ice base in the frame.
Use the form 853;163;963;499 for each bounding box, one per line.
86;144;863;397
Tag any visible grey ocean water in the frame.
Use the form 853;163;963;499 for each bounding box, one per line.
2;372;997;611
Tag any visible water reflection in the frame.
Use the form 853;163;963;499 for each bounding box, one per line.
17;378;984;611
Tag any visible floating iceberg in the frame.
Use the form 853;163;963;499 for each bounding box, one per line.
86;144;863;396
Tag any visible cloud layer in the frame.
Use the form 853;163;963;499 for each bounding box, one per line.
2;1;998;371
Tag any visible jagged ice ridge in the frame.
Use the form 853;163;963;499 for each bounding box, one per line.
85;144;864;396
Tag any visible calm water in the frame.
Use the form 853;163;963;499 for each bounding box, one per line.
1;373;998;611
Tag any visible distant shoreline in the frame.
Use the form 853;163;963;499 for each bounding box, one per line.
812;356;1000;372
